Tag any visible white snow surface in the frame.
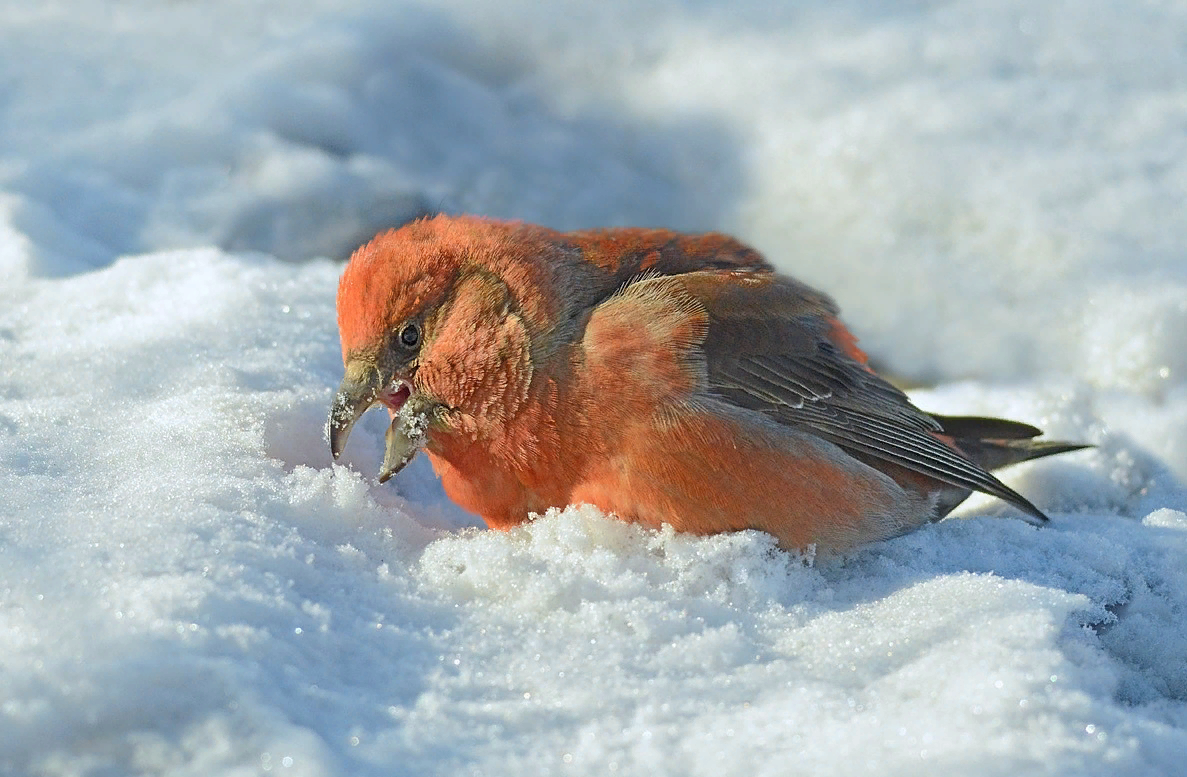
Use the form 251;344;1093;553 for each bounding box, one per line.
2;1;1187;774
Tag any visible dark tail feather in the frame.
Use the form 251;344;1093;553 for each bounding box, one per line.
954;438;1094;474
930;414;1042;440
932;413;1092;472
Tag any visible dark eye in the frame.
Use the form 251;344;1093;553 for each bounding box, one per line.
398;322;420;349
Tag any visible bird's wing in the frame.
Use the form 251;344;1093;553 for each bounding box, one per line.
663;270;1048;521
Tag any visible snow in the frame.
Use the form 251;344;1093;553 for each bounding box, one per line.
2;0;1186;774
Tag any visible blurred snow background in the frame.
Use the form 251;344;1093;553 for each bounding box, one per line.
2;1;1186;774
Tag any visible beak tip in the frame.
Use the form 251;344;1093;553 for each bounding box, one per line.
328;428;345;460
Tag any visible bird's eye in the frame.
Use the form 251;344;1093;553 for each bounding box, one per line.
398;322;421;349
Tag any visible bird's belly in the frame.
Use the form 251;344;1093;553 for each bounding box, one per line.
572;406;933;552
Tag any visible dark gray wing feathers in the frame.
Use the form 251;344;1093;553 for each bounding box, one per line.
702;298;1048;521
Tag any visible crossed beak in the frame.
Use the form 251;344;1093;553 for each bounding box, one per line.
328;360;435;482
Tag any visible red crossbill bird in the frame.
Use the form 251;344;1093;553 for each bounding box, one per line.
329;215;1085;553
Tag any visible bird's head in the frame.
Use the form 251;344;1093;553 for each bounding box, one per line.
328;215;563;481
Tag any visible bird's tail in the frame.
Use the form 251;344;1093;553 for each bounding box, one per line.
931;414;1093;473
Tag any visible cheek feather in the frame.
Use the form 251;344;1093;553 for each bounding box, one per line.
419;294;535;425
